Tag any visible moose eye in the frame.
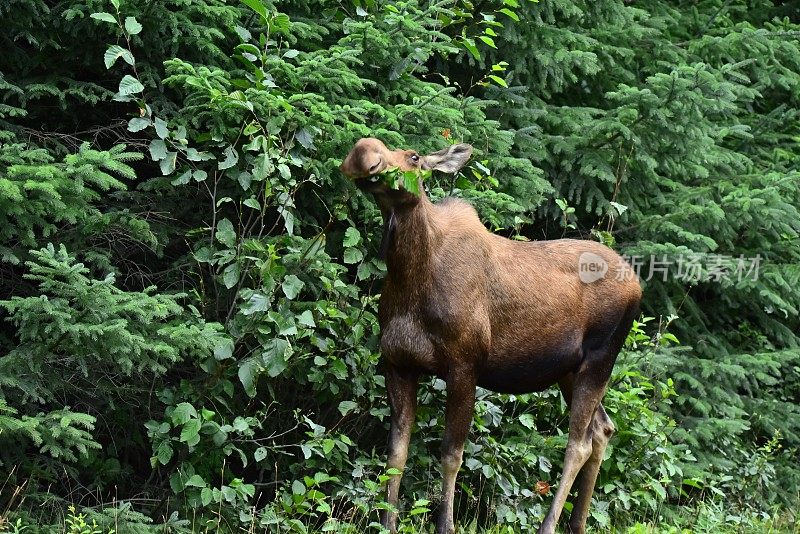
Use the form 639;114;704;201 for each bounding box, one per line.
410;154;420;162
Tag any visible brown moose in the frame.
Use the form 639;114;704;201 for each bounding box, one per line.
340;138;642;534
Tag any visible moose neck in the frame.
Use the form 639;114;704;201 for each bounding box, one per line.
382;191;440;289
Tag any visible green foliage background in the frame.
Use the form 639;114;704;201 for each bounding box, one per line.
1;0;798;531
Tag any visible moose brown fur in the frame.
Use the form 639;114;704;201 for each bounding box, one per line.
340;138;642;534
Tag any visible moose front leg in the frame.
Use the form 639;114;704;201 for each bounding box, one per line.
436;366;476;534
381;366;419;533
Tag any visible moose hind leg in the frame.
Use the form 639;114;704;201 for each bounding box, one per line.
566;405;615;534
539;369;610;534
560;302;636;533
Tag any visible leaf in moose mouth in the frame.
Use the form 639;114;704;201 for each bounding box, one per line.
378;167;429;196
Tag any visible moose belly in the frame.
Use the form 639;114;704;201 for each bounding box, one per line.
478;338;583;394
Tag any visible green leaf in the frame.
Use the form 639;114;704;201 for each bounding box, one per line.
262;338;291;377
215;219;236;248
488;75;508;88
172;402;198;425
538;455;552;473
221;485;236;503
185;474;206;488
214;339;234;360
242;292;271;316
343;248;363;264
154;117;169;139
200;487;213;506
281;274;304;299
401;171;421;196
242;122;260;136
682;478;704;489
124;16;142;35
149;139;167;161
238;356;261;398
159;151;177;175
609;201;628;216
127;117;150;132
118;74;144;96
338;401;357;415
222;262;240;289
292;480;305;495
272;13;290;32
519;413;535;429
343;227;361;247
240;0;267;20
297;310;315;328
409;504;430;516
478;35;497;48
90;12;117;23
180;419;201;446
294;127;315;150
461;38;480;60
169;472;183;494
243;198;260;210
254;447;268;462
652;481;667;500
157;441;173;465
218;146;239;170
498;8;520;21
171;170;192;186
104;45;133;69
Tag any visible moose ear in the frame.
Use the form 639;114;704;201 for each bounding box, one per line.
421;143;473;173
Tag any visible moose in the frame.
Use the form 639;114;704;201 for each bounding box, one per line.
340;138;642;534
